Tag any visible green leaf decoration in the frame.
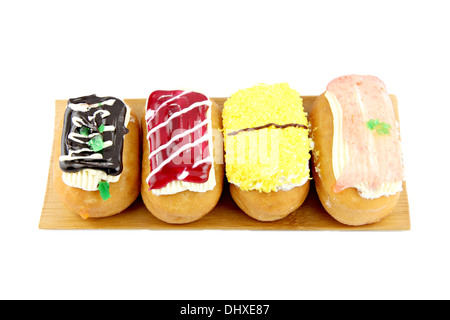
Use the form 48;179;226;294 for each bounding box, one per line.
98;124;105;133
366;119;391;135
80;126;90;136
97;181;111;201
376;122;391;135
366;119;379;130
87;134;104;152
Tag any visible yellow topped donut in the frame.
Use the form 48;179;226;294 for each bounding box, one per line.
223;83;311;193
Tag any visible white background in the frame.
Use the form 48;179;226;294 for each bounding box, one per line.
1;0;449;300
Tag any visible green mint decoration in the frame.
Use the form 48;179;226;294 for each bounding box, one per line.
87;134;104;152
98;124;105;133
80;126;90;136
376;122;391;135
366;119;391;135
366;119;379;130
97;181;111;201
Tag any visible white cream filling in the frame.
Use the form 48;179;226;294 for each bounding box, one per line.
151;103;216;195
61;101;132;191
62;169;121;191
229;171;309;192
325;91;402;199
275;173;309;191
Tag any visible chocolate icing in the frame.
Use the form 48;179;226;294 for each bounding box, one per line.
59;94;129;176
227;123;308;136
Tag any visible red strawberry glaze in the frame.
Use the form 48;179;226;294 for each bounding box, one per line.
145;90;212;190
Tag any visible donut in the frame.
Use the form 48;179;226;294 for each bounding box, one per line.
309;75;404;226
141;90;224;224
222;83;311;221
53;94;141;219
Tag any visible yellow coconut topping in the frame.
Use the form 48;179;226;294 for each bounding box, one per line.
223;83;311;192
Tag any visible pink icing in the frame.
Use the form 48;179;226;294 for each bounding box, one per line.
326;75;403;193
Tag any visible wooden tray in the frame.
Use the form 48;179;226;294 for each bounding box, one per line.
39;96;410;230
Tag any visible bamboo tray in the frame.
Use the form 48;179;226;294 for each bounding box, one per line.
39;96;410;230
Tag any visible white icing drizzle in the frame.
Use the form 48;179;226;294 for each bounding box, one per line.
146;133;210;185
67;99;116;112
147;118;210;160
145;91;216;194
177;170;189;180
146;100;212;140
60;98;132;191
59;100;118;163
88;109;110;121
145;90;191;121
59;140;113;161
72;117;90;128
192;155;213;169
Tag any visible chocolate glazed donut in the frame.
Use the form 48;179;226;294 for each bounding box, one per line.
54;94;141;219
